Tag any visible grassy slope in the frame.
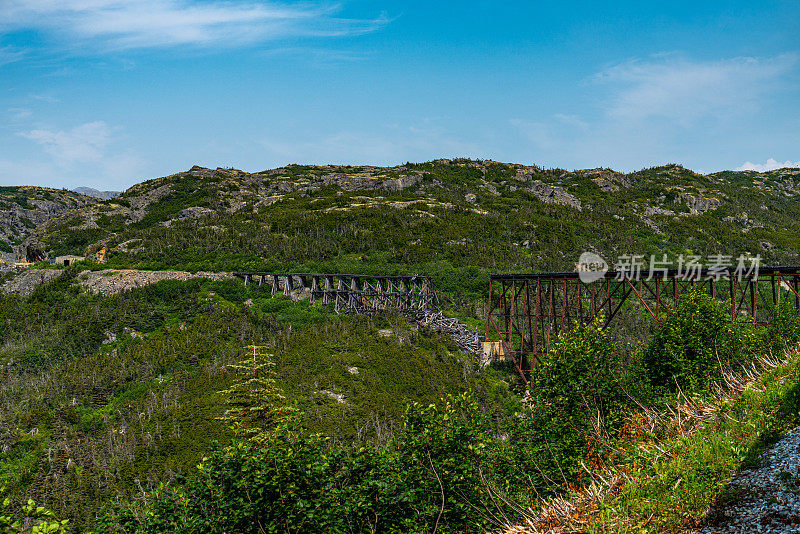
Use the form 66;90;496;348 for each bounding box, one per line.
0;274;505;531
517;348;800;533
606;350;800;532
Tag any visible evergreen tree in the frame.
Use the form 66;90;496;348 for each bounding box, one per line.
217;345;293;439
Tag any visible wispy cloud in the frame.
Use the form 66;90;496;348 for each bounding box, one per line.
19;121;113;163
30;94;60;103
10;120;148;188
509;53;800;171
736;158;800;172
8;107;32;119
0;0;389;51
595;53;798;125
0;45;26;66
260;46;371;67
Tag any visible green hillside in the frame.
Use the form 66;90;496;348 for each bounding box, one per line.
1;160;799;532
33;161;800;273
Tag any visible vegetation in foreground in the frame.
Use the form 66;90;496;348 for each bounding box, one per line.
0;274;501;531
82;293;800;533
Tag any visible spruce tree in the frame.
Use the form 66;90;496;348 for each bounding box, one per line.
217;345;292;439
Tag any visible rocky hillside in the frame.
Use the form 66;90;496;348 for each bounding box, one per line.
1;159;799;532
22;160;800;279
0;186;96;262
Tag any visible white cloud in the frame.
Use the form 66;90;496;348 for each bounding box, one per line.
6;120;148;188
0;0;388;51
508;53;800;171
19;121;113;163
0;152;147;189
735;158;800;172
595;53;798;126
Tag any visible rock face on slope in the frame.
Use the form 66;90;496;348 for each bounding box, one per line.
0;268;63;297
676;192;724;214
0;187;96;262
73;187;121;200
76;269;235;295
0;268;237;297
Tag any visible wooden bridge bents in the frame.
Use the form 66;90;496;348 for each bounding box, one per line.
233;272;482;355
233;272;437;314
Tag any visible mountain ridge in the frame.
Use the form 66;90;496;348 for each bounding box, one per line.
3;160;800;273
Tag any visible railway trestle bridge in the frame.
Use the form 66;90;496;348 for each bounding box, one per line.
484;266;800;382
234;272;438;313
233;272;481;354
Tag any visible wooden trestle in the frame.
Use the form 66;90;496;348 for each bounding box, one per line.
485;266;800;381
233;273;437;314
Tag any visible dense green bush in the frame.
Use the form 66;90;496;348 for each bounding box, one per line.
765;299;800;353
96;395;503;534
641;292;742;395
500;318;634;494
0;491;68;533
532;317;629;427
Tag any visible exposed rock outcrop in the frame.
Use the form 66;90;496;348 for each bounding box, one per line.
77;269;235;295
1;268;62;297
0;187;95;262
676;192;723;214
523;180;582;210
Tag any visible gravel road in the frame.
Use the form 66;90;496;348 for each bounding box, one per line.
697;427;800;533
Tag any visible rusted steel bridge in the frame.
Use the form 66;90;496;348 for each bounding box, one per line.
233;272;481;354
485;266;800;381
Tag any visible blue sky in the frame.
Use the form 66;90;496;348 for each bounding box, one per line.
0;0;798;189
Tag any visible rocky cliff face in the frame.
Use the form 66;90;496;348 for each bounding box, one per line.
0;187;96;262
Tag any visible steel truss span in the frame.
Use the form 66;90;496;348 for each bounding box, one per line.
485;266;800;382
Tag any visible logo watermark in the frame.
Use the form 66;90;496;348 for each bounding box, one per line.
575;253;761;282
577;252;609;283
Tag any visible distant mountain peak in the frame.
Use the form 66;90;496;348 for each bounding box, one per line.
73;187;121;200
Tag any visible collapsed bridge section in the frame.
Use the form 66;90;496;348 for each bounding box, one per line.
233;272;482;355
484;266;800;382
234;272;437;313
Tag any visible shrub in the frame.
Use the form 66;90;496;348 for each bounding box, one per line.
96;394;503;534
532;317;628;427
0;491;68;534
765;299;800;353
504;318;630;494
641;291;736;395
